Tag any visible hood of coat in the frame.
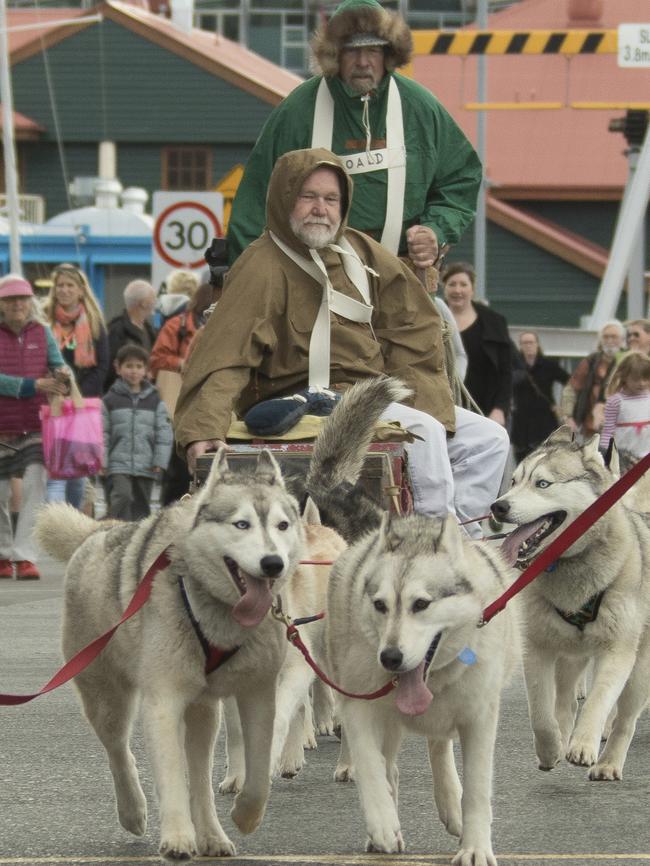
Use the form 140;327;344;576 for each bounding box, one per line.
311;0;412;78
111;377;156;400
266;147;353;257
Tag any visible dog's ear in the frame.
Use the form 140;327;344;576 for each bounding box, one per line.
436;514;465;559
202;446;230;494
544;425;575;446
378;512;396;551
302;496;322;525
582;433;604;466
255;448;286;487
604;438;620;475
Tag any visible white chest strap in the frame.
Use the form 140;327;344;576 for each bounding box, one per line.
311;77;406;255
269;231;375;388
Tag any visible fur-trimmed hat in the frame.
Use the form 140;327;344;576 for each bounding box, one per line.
310;0;412;78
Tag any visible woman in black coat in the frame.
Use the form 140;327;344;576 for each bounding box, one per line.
442;262;512;427
511;331;569;463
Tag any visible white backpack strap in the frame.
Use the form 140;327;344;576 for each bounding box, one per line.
269;232;374;388
311;78;335;149
379;78;406;255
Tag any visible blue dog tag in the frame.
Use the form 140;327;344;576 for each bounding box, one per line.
457;647;477;665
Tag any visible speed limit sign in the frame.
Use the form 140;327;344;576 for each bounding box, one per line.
151;192;224;292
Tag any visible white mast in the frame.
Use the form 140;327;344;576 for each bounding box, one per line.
0;0;22;273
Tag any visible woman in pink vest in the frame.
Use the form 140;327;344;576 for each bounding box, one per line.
0;274;68;580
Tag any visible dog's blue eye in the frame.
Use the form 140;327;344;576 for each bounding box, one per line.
536;479;551;489
412;599;430;612
277;521;289;531
373;600;388;614
233;520;250;530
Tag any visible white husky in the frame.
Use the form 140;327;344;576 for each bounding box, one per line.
305;377;520;866
493;428;650;780
35;450;336;861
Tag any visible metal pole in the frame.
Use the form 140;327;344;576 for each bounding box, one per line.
474;0;487;301
625;146;646;320
588;124;650;328
0;0;22;273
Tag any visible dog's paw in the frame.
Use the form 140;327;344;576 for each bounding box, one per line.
219;774;243;795
534;730;563;770
566;738;598;767
589;762;623;781
118;802;147;837
303;729;318;750
159;831;197;861
230;793;266;835
365;828;404;853
316;720;335;736
437;800;462;838
452;845;497;866
196;830;237;856
334;763;354;782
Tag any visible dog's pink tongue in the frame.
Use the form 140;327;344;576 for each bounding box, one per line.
499;517;547;567
232;577;273;627
394;661;433;716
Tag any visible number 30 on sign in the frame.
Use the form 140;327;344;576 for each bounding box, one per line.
152;192;224;292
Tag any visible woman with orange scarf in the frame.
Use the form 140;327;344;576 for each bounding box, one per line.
43;264;109;508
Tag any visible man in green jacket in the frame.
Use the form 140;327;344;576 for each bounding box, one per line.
227;0;482;278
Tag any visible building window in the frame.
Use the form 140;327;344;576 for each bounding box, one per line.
162;147;212;191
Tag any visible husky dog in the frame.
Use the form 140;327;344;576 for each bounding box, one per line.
219;507;346;791
36;450;315;862
305;377;519;866
493;428;650;780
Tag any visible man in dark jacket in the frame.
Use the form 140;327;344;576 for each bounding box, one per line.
104;280;158;391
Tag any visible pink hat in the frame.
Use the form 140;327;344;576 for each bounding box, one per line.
0;275;34;299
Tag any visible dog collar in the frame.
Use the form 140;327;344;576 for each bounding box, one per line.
178;577;240;674
554;589;605;632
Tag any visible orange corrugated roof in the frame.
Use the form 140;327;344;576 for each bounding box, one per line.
414;0;650;196
0;108;45;135
6;8;88;53
105;1;303;104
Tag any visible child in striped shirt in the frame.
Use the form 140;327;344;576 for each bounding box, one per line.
600;352;650;461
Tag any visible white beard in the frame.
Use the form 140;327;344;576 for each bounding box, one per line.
290;216;341;250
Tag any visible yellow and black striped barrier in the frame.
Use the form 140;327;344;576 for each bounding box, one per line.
412;29;617;56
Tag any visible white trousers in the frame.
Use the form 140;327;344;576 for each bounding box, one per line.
0;463;47;562
381;403;510;538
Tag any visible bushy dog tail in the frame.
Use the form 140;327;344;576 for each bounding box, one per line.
35;503;99;562
306;377;411;541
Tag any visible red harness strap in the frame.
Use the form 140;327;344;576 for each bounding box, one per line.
0;550;171;706
481;452;650;626
285;623;396;700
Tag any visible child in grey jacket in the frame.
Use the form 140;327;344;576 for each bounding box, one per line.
102;344;172;520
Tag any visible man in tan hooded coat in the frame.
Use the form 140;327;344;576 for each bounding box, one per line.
175;149;508;534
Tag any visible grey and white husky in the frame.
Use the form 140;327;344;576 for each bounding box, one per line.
36;450;309;861
305;377;519;866
493;428;650;780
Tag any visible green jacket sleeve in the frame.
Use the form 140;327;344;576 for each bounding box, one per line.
418;97;482;246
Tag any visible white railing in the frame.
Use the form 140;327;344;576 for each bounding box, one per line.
508;325;598;359
0;194;45;225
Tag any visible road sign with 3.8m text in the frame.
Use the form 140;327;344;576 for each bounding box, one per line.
618;24;650;67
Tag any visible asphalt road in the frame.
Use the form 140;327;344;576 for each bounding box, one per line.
0;556;649;866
